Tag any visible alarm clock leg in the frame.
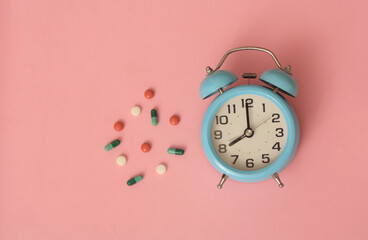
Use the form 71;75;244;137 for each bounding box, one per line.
272;173;284;188
217;174;228;189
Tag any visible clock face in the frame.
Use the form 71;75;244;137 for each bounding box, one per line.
210;94;288;171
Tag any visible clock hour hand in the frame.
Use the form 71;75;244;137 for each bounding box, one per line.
229;129;254;146
229;134;246;146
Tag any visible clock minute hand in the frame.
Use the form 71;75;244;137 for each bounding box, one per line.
245;102;251;129
229;104;255;147
244;102;254;137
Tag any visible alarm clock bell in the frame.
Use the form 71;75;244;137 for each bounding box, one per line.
200;70;238;100
260;69;298;97
200;46;298;99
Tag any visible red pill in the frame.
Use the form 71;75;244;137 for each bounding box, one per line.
141;142;151;152
114;121;124;131
169;115;180;125
144;89;154;99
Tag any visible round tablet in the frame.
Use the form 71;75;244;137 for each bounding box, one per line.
141;142;151;152
156;164;167;174
116;156;127;166
114;121;124;131
144;89;154;99
169;115;180;125
131;106;141;116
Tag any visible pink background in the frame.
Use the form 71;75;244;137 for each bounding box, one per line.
1;0;368;239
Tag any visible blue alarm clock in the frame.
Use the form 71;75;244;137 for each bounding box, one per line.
200;47;300;189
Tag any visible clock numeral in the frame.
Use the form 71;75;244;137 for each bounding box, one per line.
272;142;281;151
262;103;266;112
246;159;254;168
227;104;236;114
214;130;222;139
218;144;227;153
241;98;253;108
272;113;280;123
262;154;270;163
231;155;239;164
275;128;284;137
215;115;228;125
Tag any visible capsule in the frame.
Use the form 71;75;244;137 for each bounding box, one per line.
151;109;158;126
105;139;120;151
127;175;143;186
167;148;184;155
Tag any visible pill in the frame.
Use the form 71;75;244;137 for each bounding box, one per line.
144;89;154;99
168;148;184;155
156;164;167;174
114;121;124;131
141;142;151;152
127;175;143;186
116;155;127;166
151;109;158;126
131;106;141;116
105;139;120;151
169;115;180;125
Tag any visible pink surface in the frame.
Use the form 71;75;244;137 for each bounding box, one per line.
1;0;367;239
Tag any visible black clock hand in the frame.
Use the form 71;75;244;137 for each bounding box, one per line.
245;102;251;130
229;129;254;146
244;102;254;135
229;103;255;147
229;134;247;146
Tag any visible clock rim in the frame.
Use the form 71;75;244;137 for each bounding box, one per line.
201;85;300;182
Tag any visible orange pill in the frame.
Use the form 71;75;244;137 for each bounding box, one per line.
144;89;154;99
169;115;180;125
141;142;151;152
114;121;124;131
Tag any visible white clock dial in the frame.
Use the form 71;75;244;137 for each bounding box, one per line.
210;94;288;171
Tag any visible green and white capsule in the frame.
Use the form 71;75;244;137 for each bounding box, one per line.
167;148;184;155
127;175;143;186
151;109;158;126
105;139;120;151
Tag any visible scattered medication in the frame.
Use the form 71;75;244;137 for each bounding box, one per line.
127;175;143;186
169;115;180;125
144;89;154;99
105;139;120;151
156;164;167;175
168;148;184;155
116;155;127;166
114;121;124;131
131;106;141;116
141;142;151;152
151;109;158;126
